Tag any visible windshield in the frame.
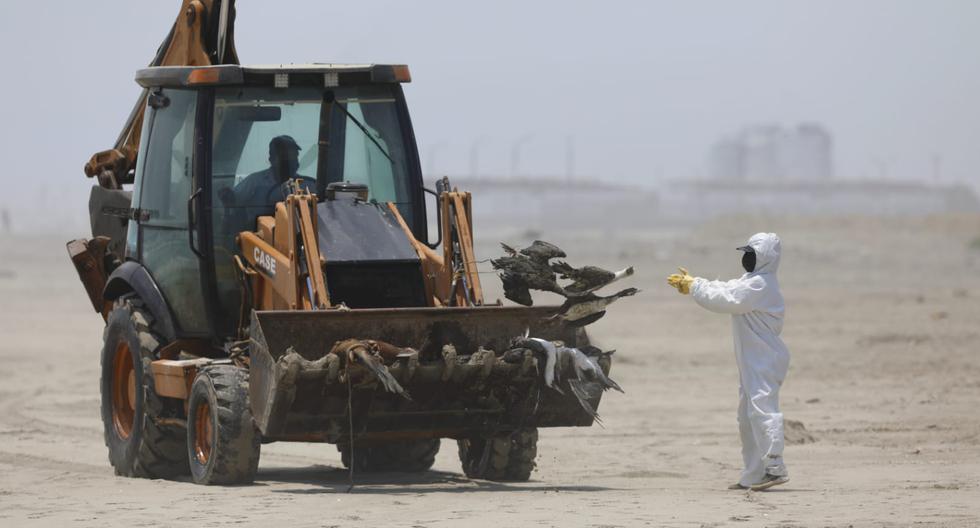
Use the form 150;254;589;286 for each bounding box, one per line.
208;84;420;333
211;85;415;214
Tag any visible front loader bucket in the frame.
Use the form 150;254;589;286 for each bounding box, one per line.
248;306;608;442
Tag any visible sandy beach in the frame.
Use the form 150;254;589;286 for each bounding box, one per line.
1;213;978;527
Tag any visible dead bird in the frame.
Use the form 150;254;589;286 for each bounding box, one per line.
553;287;640;326
511;336;562;393
330;339;411;400
492;241;568;305
551;262;634;296
494;242;639;320
557;345;624;393
555;346;623;424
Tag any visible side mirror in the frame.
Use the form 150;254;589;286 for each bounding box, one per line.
148;92;170;109
423;186;442;250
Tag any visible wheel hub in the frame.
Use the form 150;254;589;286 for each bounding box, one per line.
194;401;213;465
111;342;136;439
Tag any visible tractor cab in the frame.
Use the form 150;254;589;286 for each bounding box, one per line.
123;64;427;337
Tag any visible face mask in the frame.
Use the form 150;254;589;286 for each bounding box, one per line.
742;250;756;273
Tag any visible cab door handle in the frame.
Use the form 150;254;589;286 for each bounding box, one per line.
187;187;204;258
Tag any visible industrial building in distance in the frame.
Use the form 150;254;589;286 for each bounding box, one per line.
709;123;834;182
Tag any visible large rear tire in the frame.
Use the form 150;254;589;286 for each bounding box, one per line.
186;365;261;485
457;428;537;482
338;439;440;472
100;296;189;479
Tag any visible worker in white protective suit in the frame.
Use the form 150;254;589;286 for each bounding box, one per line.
667;232;790;491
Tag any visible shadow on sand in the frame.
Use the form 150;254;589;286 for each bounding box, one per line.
254;465;619;495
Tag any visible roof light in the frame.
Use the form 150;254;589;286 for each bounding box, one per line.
324;72;339;88
187;68;221;85
274;73;289;88
392;65;412;83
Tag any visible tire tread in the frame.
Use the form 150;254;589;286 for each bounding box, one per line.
101;296;188;479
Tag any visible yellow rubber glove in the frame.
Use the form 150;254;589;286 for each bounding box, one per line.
666;267;695;295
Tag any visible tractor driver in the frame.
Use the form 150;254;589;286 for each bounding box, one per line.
219;135;315;212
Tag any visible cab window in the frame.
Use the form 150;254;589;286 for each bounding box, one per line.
208;84;419;332
129;89;209;334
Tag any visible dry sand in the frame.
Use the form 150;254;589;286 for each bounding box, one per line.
1;214;979;527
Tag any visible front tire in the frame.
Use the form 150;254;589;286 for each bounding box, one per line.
186;365;261;485
100;296;188;479
457;428;537;482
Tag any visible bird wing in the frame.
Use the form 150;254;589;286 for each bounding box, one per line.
569;347;599;377
576;266;634;294
562;298;606;320
350;346;411;400
562;311;606;327
572;346;625;393
597;369;625;393
502;281;534;306
567;379;602;426
521;240;567;262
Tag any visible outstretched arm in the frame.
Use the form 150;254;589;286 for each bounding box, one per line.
690;276;765;315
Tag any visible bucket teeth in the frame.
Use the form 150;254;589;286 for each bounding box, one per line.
441;344;457;381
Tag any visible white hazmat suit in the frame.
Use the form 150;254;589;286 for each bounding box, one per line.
690;232;790;487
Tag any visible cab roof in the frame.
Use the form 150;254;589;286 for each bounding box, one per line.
135;63;411;89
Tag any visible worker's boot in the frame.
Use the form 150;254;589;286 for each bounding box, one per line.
749;473;789;491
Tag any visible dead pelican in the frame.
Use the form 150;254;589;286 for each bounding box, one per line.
492;242;568;306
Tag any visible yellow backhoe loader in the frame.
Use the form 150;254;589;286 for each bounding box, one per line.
68;0;617;485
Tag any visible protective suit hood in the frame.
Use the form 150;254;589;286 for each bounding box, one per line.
745;233;781;274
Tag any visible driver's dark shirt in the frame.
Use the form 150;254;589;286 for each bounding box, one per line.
230;168;316;208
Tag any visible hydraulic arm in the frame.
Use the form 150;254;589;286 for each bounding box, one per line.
84;0;239;189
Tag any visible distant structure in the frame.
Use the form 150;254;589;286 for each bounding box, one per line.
709;123;833;182
660;180;979;218
0;208;9;234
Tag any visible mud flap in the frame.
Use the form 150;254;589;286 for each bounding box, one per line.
66;237;115;318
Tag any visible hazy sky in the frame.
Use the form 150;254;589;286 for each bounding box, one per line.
0;1;977;230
